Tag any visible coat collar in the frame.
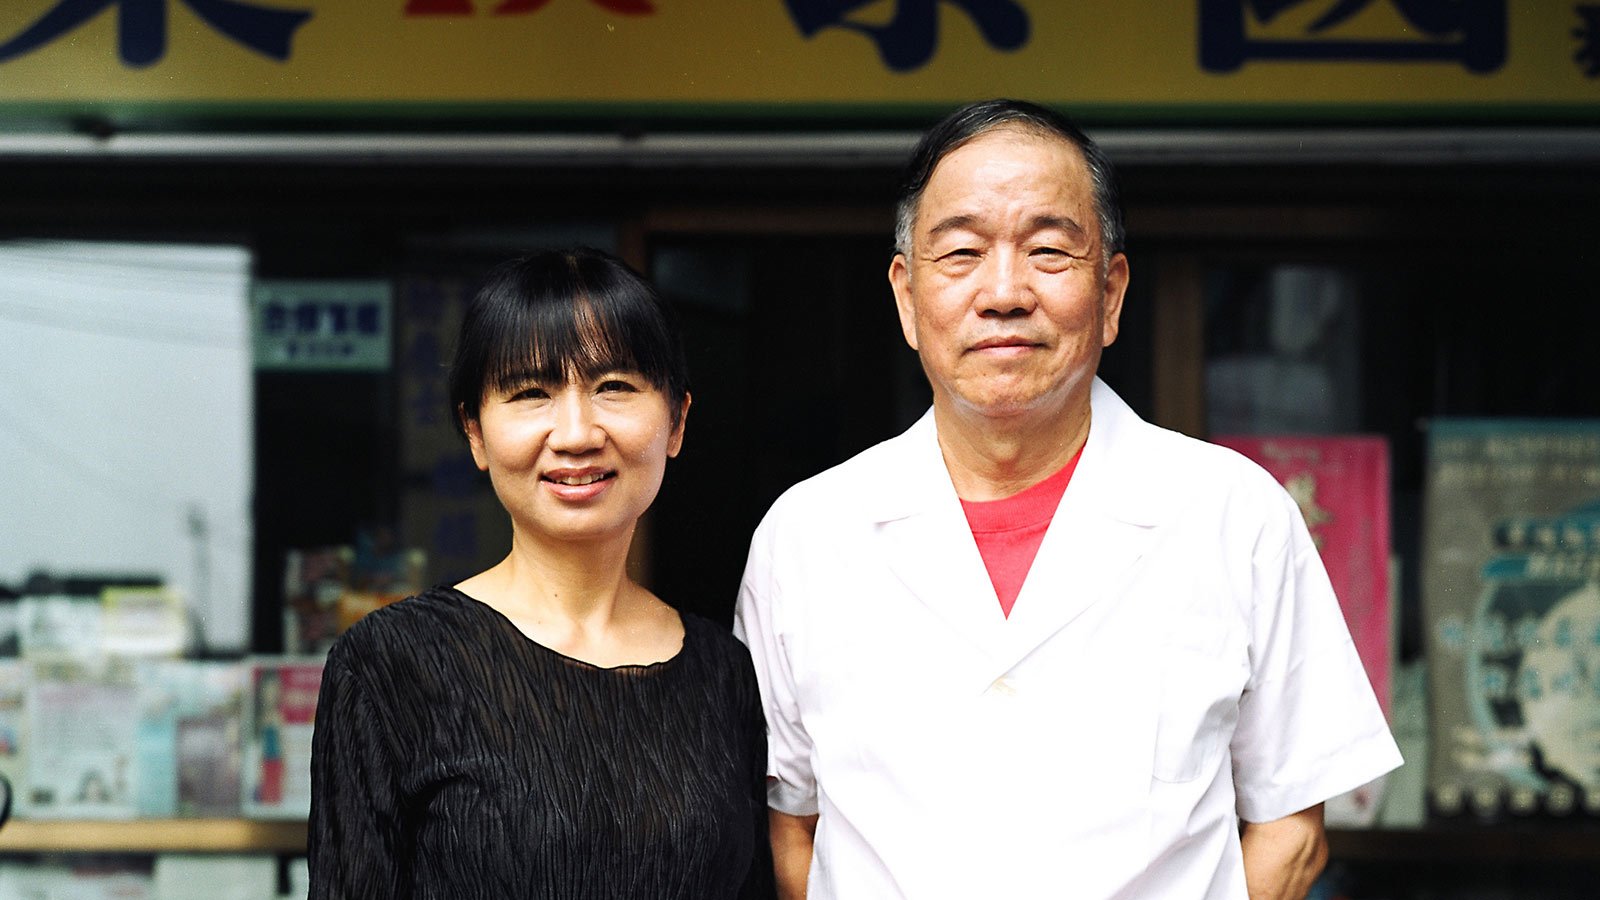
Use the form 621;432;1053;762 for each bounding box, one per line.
861;377;1171;529
863;378;1173;689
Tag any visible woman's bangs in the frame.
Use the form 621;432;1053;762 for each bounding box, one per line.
482;295;645;395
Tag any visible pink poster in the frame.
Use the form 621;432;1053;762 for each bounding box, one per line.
1212;435;1392;715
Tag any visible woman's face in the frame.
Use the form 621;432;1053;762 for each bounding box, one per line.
465;368;687;548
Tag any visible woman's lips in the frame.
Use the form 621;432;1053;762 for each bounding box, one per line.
541;468;616;501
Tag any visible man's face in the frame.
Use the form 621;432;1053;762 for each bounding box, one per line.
889;127;1128;424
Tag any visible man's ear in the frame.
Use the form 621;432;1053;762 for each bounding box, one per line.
889;253;920;352
1100;252;1130;348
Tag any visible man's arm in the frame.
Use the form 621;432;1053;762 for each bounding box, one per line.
769;809;819;900
1239;803;1327;900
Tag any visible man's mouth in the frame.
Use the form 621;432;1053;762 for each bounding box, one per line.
971;336;1040;351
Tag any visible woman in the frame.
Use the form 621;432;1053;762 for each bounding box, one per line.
308;248;772;899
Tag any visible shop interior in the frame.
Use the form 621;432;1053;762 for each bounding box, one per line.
3;127;1599;896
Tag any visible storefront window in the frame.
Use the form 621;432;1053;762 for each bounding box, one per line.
0;241;253;653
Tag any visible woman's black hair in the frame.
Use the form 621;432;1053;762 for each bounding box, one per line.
448;247;690;436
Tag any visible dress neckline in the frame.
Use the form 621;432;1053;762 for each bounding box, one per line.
440;584;690;674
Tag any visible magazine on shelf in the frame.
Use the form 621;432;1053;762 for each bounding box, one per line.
134;660;247;818
1212;434;1393;827
0;660;25;807
1422;419;1600;821
241;657;324;819
22;657;139;819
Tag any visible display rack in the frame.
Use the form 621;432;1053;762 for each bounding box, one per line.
0;819;307;854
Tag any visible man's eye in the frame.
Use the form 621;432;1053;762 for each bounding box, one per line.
511;386;549;401
598;379;638;393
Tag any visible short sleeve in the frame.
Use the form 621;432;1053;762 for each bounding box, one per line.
733;512;819;817
308;639;412;899
1230;488;1404;823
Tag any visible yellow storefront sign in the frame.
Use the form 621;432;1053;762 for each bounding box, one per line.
0;1;1594;119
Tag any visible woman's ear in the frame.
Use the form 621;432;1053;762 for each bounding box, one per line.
667;393;691;458
461;404;489;471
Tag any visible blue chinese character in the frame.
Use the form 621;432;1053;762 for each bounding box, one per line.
0;0;312;69
784;0;1030;72
261;301;289;336
293;302;321;335
1517;667;1543;702
1479;664;1510;699
1554;616;1574;649
1199;0;1506;74
356;302;384;336
1578;5;1600;77
1437;617;1467;651
326;304;351;336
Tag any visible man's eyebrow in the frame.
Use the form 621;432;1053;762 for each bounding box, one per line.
925;214;982;243
924;213;1089;244
1028;214;1088;237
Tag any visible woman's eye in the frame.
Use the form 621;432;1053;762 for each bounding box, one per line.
598;379;638;393
511;386;549;401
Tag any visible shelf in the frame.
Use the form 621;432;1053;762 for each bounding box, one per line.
0;819;307;854
4;821;1597;862
1329;827;1600;863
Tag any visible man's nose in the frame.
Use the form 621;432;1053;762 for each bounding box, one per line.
977;251;1035;318
548;391;603;452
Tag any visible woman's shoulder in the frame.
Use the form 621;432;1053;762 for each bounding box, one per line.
678;611;756;676
326;586;481;672
342;584;470;635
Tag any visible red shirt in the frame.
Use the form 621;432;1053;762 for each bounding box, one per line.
959;449;1083;617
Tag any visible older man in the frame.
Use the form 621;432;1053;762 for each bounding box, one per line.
734;99;1401;900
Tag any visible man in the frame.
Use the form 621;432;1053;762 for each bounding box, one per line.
734;99;1401;899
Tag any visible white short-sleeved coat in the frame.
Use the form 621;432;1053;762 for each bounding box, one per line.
735;378;1402;899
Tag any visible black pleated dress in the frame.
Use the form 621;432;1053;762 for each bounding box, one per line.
308;585;773;899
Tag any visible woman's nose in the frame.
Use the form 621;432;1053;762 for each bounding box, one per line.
548;392;603;452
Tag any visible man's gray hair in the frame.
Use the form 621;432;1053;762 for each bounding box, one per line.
893;99;1125;269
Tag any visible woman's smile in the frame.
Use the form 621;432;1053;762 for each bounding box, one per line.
541;466;618;501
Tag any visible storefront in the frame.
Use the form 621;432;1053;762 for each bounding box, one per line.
2;1;1598;896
